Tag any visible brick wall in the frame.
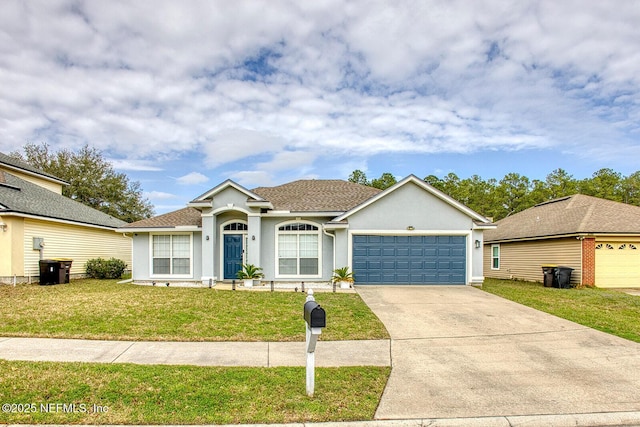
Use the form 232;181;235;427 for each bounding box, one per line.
582;237;595;287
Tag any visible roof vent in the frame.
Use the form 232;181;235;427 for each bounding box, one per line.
534;196;571;207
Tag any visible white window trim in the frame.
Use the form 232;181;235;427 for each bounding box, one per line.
149;232;194;279
491;244;500;270
275;220;322;279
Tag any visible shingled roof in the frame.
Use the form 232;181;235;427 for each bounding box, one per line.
0;152;68;185
122;179;382;229
0;170;125;228
252;179;382;212
123;207;202;229
485;194;640;242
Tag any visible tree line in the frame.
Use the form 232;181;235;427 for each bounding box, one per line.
11;143;154;222
349;168;640;221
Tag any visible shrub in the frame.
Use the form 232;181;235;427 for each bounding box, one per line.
86;258;127;279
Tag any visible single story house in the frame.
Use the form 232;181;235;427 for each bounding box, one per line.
120;175;494;286
0;152;131;284
484;194;640;288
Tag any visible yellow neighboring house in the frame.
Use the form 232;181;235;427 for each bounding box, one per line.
484;194;640;288
0;152;131;284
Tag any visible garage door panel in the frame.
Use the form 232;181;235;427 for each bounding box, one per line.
352;235;466;285
410;248;424;257
382;248;396;256
353;247;368;257
451;248;465;257
595;242;640;288
395;273;410;282
397;248;410;257
424;248;437;256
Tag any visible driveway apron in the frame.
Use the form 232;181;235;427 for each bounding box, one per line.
356;285;640;420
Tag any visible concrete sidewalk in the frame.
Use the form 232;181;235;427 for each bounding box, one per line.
0;336;390;367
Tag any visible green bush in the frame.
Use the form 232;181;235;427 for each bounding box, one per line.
86;258;127;279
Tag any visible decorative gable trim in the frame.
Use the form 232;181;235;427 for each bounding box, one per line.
188;179;274;210
333;174;493;224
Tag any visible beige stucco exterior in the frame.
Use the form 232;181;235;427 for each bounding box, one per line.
1;216;131;284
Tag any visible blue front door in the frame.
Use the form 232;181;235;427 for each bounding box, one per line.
224;234;244;279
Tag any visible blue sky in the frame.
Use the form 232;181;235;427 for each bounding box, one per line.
1;1;639;214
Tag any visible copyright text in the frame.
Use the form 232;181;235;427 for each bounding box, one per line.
2;402;109;414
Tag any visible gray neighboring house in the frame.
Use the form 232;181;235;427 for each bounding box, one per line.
119;175;494;286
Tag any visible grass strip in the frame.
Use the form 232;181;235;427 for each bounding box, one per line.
482;278;640;343
0;280;389;341
0;359;389;424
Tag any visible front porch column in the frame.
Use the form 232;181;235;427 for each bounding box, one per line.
201;211;216;282
247;214;261;267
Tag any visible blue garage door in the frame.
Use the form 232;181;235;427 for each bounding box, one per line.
353;235;466;285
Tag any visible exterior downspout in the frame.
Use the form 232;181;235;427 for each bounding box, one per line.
122;232;134;278
322;225;336;275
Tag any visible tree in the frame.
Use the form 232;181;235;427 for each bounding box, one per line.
621;171;640;205
544;168;578;200
424;174;445;191
495;173;532;219
11;143;154;222
348;169;369;186
579;168;623;202
370;172;397;190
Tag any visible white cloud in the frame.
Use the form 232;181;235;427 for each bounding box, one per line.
1;0;639;190
110;159;163;172
176;172;209;185
230;170;275;188
145;191;177;200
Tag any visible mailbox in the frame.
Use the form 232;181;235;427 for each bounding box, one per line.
303;300;326;328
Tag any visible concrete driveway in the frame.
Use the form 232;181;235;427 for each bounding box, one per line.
356;285;640;420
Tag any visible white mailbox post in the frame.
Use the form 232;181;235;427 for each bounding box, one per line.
303;289;326;397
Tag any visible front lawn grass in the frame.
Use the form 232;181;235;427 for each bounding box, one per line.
482;278;640;343
0;280;389;341
0;359;390;424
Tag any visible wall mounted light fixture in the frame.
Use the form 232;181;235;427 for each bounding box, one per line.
0;222;6;232
475;239;481;248
205;235;210;241
406;225;415;231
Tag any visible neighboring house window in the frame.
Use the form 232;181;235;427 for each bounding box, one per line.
276;222;320;277
491;244;500;270
151;234;192;277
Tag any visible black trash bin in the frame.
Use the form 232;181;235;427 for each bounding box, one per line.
556;266;574;289
39;260;60;285
39;259;73;285
541;265;558;287
52;258;73;284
